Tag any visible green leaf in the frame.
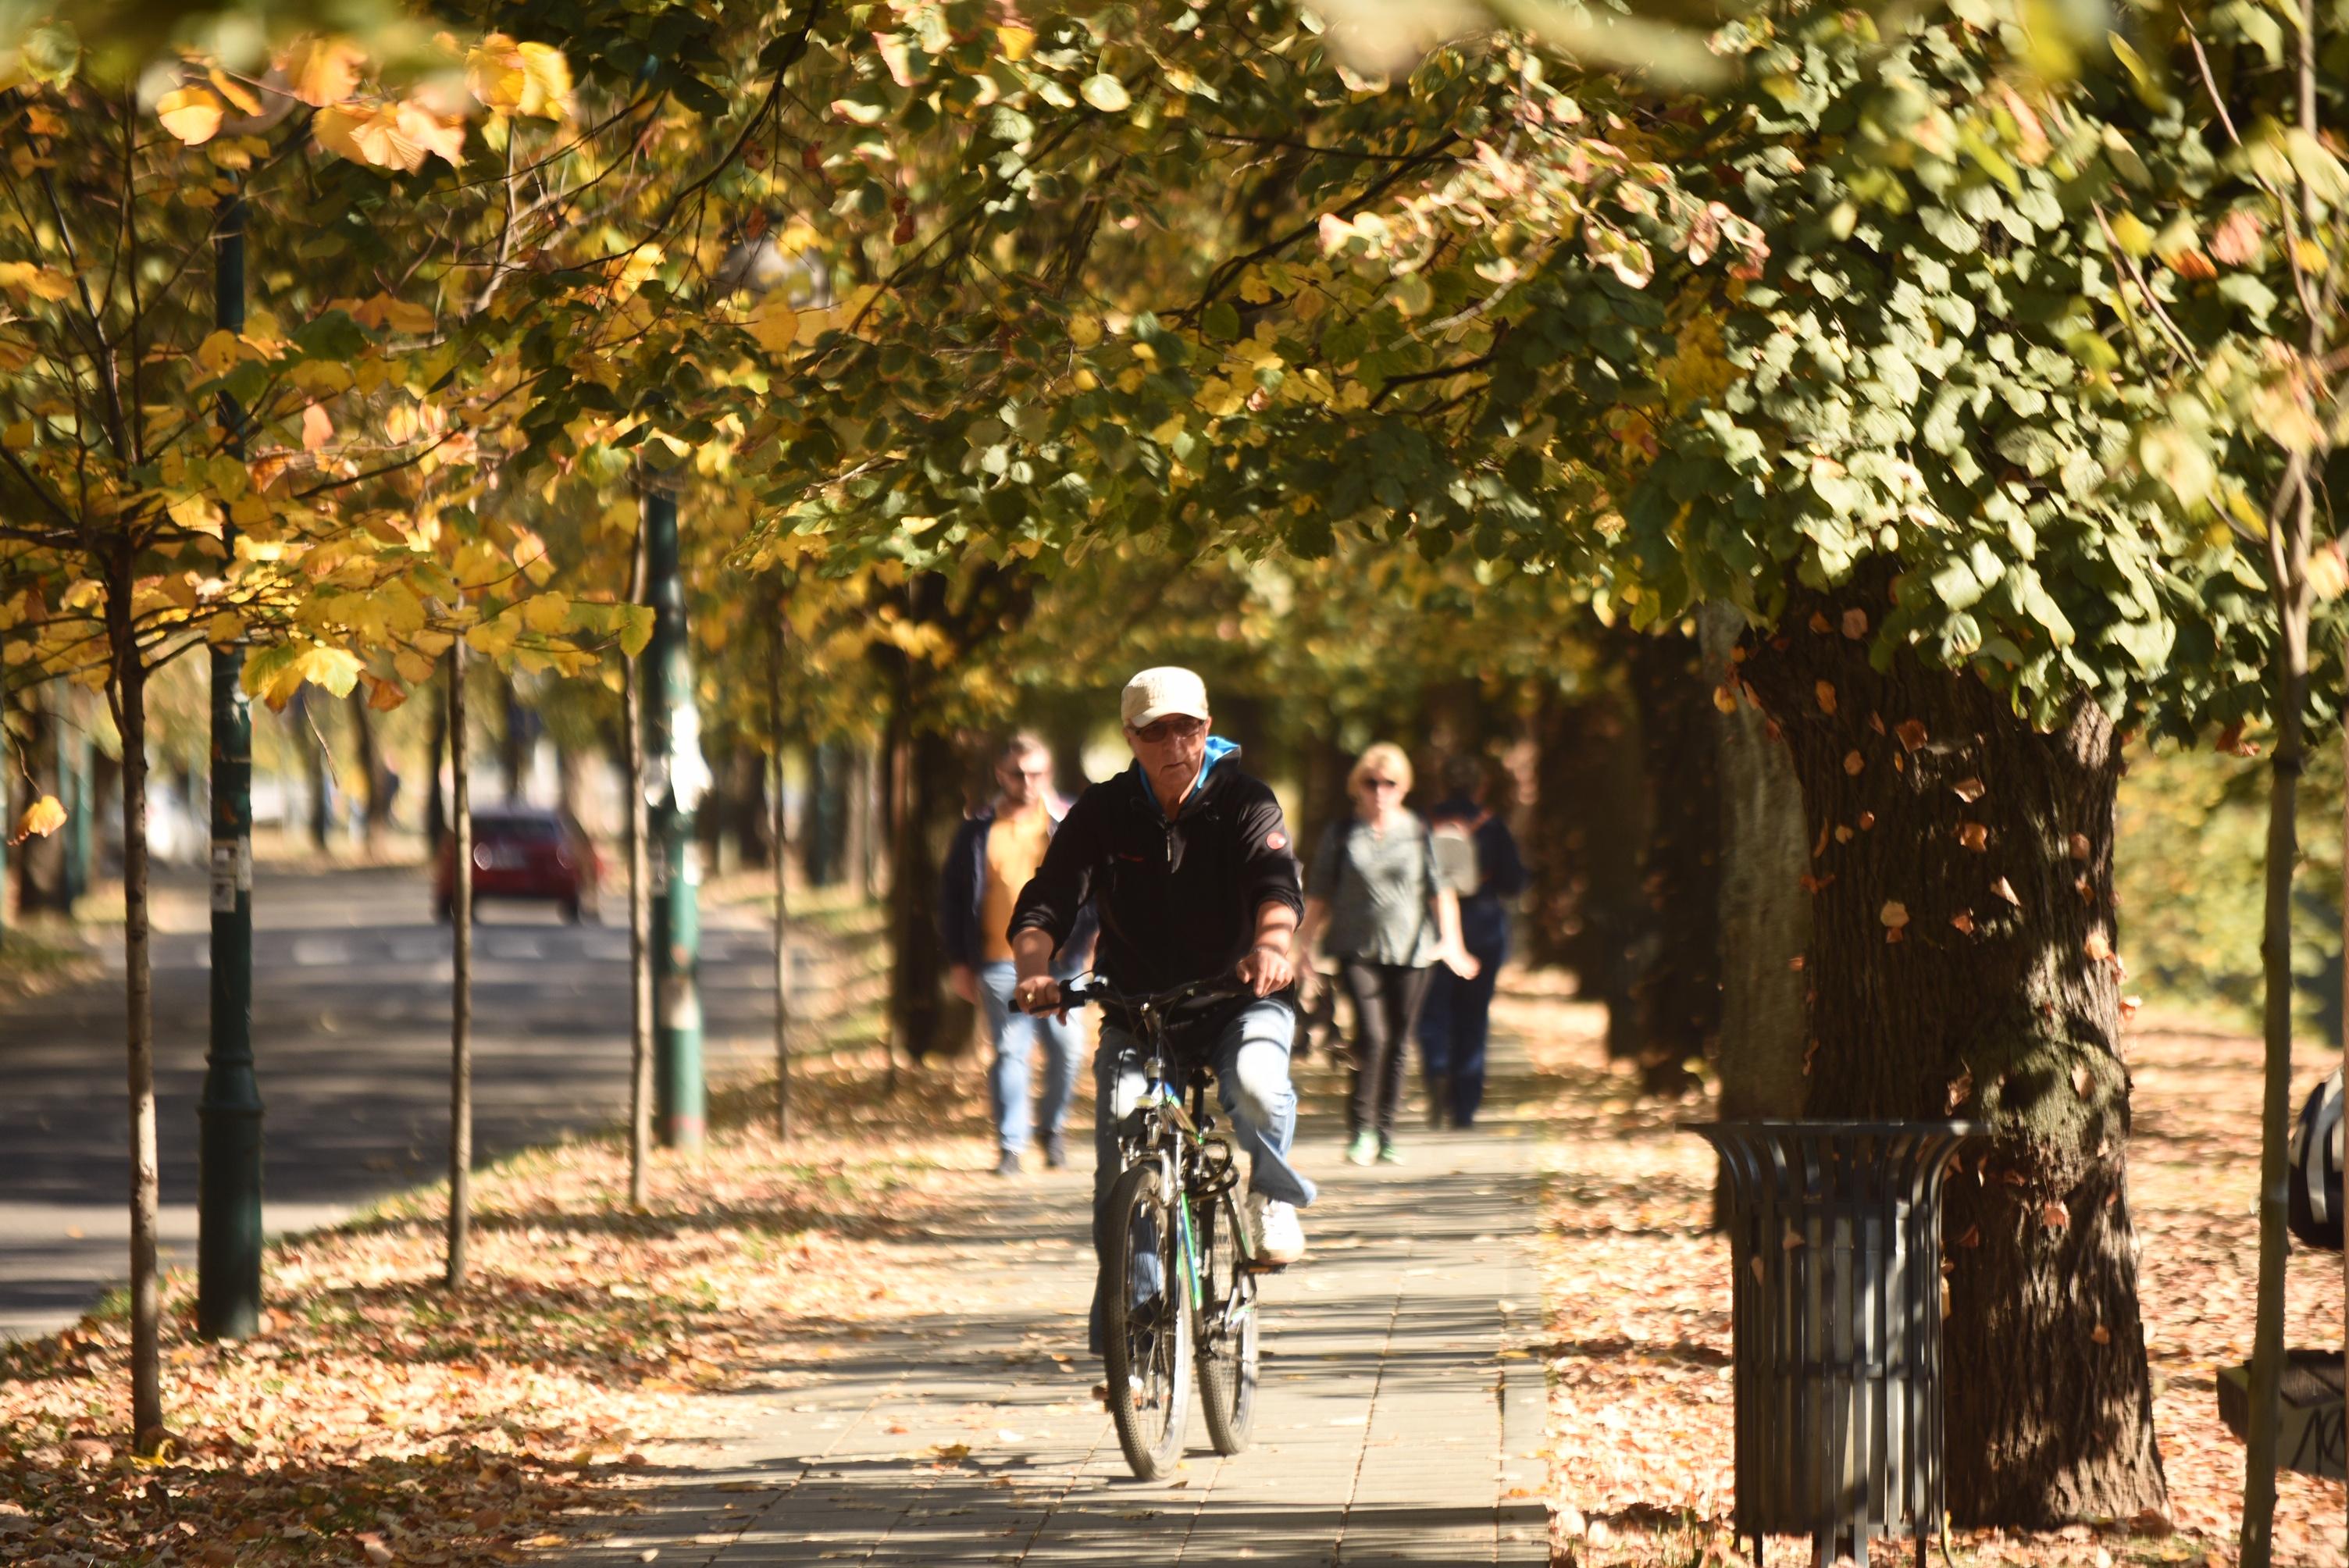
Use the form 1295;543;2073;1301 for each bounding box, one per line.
1080;75;1131;113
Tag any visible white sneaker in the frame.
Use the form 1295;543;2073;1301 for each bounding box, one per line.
1249;1195;1305;1266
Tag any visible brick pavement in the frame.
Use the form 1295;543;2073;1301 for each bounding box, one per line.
556;1035;1551;1567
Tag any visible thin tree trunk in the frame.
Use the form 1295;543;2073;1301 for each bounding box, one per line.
2243;457;2314;1567
348;689;383;850
1740;578;2168;1525
426;668;448;851
625;529;654;1209
297;691;330;850
768;615;792;1139
110;579;162;1446
850;741;879;903
446;638;473;1290
498;668;526;802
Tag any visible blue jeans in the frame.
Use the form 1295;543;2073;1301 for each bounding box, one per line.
1417;942;1504;1127
1090;997;1314;1349
978;960;1084;1156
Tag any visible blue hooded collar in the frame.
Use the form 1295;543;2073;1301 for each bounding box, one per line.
1131;734;1239;821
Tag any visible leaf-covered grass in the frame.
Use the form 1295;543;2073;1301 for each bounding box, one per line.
0;920;97;1000
0;1042;1008;1567
1517;983;2347;1567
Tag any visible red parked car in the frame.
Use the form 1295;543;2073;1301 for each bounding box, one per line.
433;805;602;923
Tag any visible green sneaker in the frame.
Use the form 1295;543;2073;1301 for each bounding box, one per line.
1345;1130;1379;1166
1377;1136;1405;1165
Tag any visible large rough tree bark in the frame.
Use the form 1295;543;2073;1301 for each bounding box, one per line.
1627;629;1722;1094
1738;580;2168;1526
1698;603;1811;1184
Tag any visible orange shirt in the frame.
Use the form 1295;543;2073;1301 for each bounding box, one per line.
978;801;1053;962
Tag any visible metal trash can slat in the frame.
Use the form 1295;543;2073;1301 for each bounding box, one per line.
1687;1121;1977;1568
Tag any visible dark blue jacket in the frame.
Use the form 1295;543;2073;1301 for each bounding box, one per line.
939;800;1098;969
1426;795;1526;957
1010;740;1302;993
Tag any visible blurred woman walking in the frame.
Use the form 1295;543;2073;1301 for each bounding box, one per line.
1297;743;1480;1166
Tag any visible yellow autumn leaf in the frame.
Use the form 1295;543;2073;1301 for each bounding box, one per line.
465;618;519;657
522;592;569;634
205;610;242;645
155;86;223;145
747;298;799;354
301;404;333;451
15;794;66;842
997;25;1035;60
194;329;245;377
279;36;366;108
392;648;437;685
207;66;262;118
0;261;74;301
514;42;572;117
2;421;31;450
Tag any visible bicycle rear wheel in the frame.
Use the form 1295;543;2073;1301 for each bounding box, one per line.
1195;1189;1260;1454
1101;1162;1192;1480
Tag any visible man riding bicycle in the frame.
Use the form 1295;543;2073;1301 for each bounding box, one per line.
1007;666;1316;1286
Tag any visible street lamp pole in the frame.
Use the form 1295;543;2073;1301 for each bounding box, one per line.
197;186;262;1341
643;484;704;1150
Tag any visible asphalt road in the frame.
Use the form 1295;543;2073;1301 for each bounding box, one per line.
0;862;797;1342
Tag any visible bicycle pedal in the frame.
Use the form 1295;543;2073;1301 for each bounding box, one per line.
1244;1259;1289;1274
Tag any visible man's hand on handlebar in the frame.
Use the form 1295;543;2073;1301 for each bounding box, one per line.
1236;943;1296;998
1013;974;1067;1018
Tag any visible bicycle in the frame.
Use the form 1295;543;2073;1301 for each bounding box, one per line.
1046;975;1271;1481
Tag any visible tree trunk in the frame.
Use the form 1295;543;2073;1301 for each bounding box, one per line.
800;742;845;887
884;697;962;1064
1738;583;2168;1526
497;668;526;803
426;667;448;852
348;689;384;850
15;689;72;914
1698;603;1812;1221
108;577;162;1447
768;618;792;1139
854;740;882;902
1524;682;1646;1057
445;639;472;1291
2242;449;2316;1566
1627;629;1722;1095
294;691;330;850
624;545;654;1210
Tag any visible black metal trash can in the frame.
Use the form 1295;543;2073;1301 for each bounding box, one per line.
1685;1121;1977;1568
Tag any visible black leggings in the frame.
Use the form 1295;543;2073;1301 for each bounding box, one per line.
1341;960;1433;1139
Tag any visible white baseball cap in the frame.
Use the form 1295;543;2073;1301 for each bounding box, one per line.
1121;666;1210;729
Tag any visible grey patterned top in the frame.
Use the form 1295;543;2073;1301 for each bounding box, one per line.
1306;814;1441;968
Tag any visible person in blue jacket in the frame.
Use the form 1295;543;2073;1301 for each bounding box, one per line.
1415;756;1527;1129
940;734;1096;1175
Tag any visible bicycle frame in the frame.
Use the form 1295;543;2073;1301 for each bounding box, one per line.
1090;985;1259;1316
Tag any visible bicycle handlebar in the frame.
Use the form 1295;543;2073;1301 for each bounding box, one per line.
1028;974;1254;1017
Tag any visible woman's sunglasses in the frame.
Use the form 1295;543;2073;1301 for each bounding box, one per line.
1361;777;1402;791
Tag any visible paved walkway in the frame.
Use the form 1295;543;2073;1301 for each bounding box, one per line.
557;1036;1550;1566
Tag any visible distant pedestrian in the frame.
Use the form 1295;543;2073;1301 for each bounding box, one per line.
941;735;1096;1175
1416;756;1526;1129
1296;743;1478;1166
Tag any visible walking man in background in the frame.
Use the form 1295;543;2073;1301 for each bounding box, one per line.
1416;756;1526;1129
943;734;1095;1175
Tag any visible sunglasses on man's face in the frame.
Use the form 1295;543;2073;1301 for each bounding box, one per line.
1134;716;1207;745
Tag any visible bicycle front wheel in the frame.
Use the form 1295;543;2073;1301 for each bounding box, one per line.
1195;1190;1260;1455
1101;1161;1192;1480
